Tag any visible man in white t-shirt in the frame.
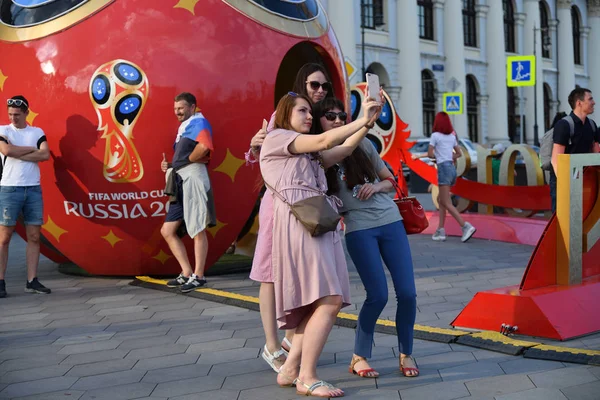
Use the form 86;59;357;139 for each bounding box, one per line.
0;96;51;298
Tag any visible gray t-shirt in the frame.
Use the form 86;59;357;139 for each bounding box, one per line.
333;140;402;234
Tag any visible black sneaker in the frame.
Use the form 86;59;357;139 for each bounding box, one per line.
180;275;206;293
25;278;51;294
0;279;6;298
166;273;189;288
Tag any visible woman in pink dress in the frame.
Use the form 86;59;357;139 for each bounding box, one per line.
246;64;337;373
260;92;380;398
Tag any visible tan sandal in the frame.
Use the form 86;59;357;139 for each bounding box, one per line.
349;355;379;378
277;370;298;388
295;379;344;398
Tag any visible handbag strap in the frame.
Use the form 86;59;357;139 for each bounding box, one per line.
264;181;291;206
384;176;406;198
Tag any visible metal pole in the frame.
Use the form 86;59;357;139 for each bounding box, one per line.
533;24;540;146
361;0;366;79
519;87;524;144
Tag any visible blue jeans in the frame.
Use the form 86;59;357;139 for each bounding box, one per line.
345;221;417;357
0;185;44;226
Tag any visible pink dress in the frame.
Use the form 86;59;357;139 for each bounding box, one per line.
249;112;276;283
260;129;351;329
249;192;274;282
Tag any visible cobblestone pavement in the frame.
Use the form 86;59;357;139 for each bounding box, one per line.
0;235;598;399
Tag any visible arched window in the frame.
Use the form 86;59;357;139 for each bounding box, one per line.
463;0;477;47
543;83;552;131
503;0;515;53
421;70;436;137
417;0;434;40
507;88;517;143
539;1;550;58
572;6;581;65
466;75;479;143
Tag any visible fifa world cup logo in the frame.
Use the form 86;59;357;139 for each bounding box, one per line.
90;60;148;183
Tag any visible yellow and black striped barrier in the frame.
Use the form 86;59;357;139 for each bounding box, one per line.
133;276;600;366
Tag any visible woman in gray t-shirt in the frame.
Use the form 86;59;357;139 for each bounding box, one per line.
315;98;419;379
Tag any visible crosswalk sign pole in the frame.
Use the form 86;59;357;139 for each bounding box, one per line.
519;87;524;144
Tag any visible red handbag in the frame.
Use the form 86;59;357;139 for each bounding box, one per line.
385;177;429;235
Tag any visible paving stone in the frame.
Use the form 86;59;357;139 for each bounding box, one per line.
95;305;148;316
171;389;241;400
232;326;266;340
495;388;568;400
0;306;46;317
465;374;536;397
60;349;128;365
49;324;109;337
78;382;156;400
0;364;72;384
52;332;116;346
44;316;105;329
208;357;272;378
85;294;135;304
133;353;199;371
152;375;225;397
400;380;469;400
0;354;68;374
111;326;170;340
150;309;203;322
71;369;146;390
65;358;137;377
10;390;85;400
0;312;50;323
141;363;211;384
499;358;565;375
439;361;506;382
528;366;598;389
99;311;154;324
125;344;189;360
414;351;476;371
210;312;259;324
186;338;247;354
560;379;600;400
201;305;251;316
0;376;78;398
0;344;64;361
57;339;122;355
196;347;260;365
176;329;234;345
342;388;401;399
117;335;177;350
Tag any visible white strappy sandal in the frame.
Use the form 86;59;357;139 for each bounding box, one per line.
261;344;287;373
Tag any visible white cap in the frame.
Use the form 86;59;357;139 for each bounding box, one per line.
492;143;507;154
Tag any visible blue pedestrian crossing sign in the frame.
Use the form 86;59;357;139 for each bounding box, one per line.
443;92;463;114
507;55;536;87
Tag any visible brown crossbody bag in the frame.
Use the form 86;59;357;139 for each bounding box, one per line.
264;155;340;237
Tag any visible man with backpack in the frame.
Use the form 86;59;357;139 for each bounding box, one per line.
545;88;600;213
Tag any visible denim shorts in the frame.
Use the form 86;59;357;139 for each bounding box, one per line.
437;161;457;186
0;185;44;226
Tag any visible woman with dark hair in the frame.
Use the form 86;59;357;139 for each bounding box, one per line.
244;63;337;373
427;112;476;242
261;92;380;397
314;97;420;379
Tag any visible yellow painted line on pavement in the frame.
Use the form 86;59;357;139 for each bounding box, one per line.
530;345;600;356
467;331;540;348
134;276;596;361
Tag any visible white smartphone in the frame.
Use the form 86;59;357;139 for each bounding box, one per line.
365;73;380;100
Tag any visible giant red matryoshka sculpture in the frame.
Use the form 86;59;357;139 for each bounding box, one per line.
0;0;347;275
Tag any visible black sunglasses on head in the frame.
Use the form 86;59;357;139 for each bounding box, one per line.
323;111;347;121
306;81;332;92
7;99;28;109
